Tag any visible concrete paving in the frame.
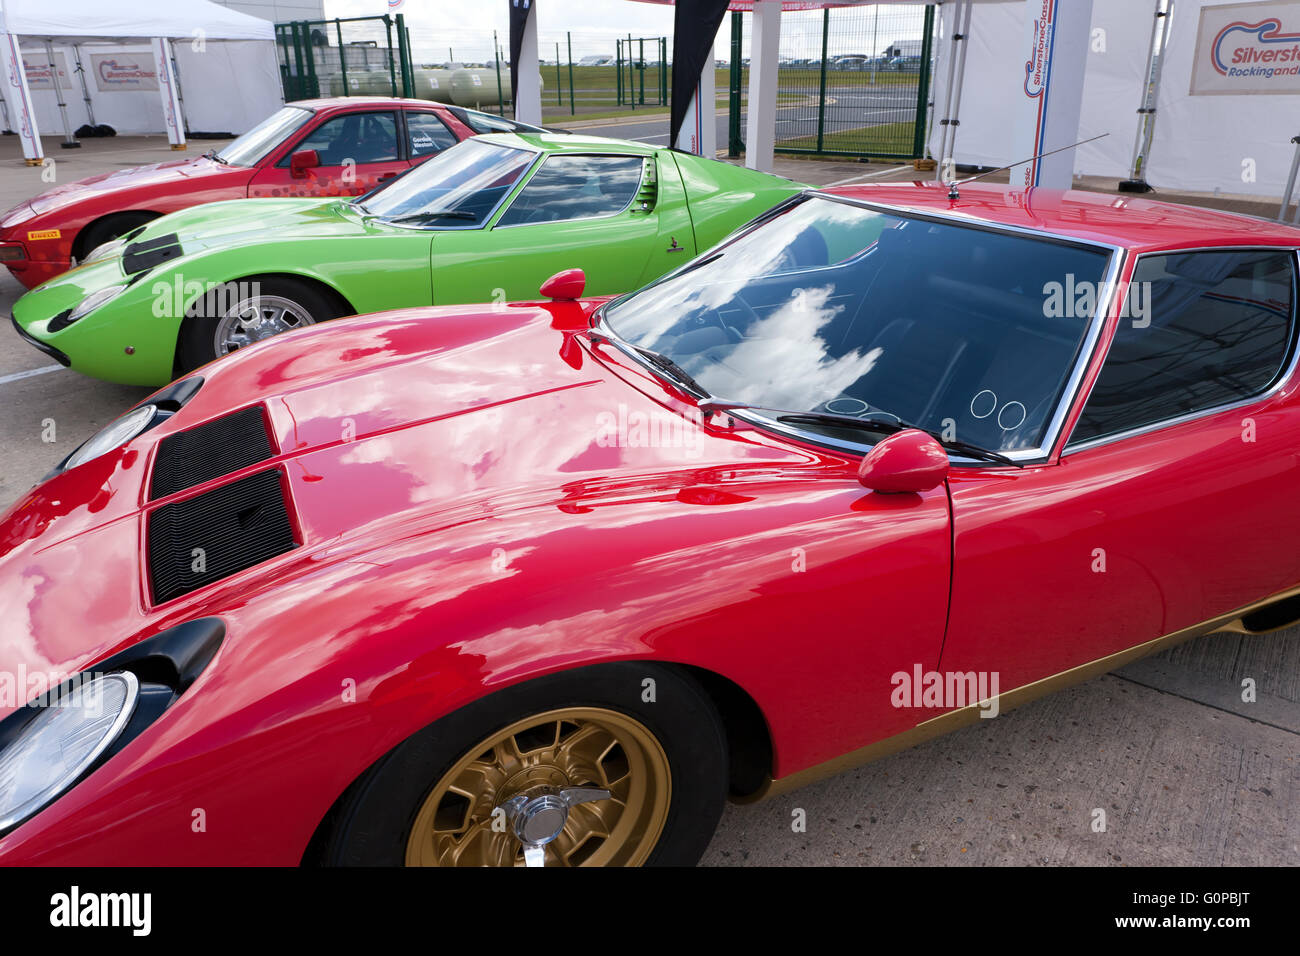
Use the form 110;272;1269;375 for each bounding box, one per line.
0;134;1295;867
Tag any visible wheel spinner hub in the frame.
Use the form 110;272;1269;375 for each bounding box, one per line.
497;785;611;866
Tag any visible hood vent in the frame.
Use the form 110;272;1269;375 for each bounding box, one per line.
150;405;273;500
122;232;182;275
147;468;297;604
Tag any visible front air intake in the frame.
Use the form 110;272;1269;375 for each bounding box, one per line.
150;405;273;500
147;468;297;604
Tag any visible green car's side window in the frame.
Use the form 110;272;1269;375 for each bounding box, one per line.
496;155;645;228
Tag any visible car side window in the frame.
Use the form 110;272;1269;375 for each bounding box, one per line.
1070;249;1297;445
496;155;644;227
450;107;520;134
407;113;459;158
281;111;399;166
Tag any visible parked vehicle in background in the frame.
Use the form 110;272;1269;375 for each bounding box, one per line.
0;98;542;290
12;133;805;385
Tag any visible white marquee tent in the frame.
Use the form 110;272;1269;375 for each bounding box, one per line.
0;0;281;163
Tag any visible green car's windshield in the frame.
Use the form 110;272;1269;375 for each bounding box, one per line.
359;138;536;227
603;195;1113;454
216;106;313;167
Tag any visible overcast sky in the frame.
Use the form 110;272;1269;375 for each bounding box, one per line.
321;1;927;64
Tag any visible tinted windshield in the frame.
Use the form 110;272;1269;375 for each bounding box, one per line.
359;138;535;226
603;195;1113;454
218;106;313;167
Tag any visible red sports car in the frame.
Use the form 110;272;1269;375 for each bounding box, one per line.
0;97;546;290
0;183;1295;866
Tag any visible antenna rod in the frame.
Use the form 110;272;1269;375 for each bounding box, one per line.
947;133;1109;199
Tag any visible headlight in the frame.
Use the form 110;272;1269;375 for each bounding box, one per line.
83;237;127;264
0;672;139;831
64;403;158;470
66;284;127;324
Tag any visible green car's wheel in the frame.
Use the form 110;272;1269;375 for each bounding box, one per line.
178;276;346;374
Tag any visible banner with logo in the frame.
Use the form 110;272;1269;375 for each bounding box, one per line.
21;51;71;90
91;52;159;92
1190;0;1300;95
1153;0;1300;195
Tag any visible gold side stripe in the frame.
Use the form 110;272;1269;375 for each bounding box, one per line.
738;582;1300;804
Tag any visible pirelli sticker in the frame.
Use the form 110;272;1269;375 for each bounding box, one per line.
27;229;61;241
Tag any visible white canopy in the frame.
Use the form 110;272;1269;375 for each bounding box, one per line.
0;0;273;43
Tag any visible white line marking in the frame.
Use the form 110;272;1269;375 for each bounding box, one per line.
822;165;917;187
0;364;64;386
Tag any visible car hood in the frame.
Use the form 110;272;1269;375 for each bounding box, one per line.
0;302;831;711
120;196;371;253
25;156;237;215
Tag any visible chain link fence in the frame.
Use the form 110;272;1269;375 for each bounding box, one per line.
730;3;936;161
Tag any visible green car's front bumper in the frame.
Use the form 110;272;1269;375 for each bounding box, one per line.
10;312;70;367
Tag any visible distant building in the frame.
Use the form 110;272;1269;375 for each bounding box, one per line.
880;39;923;58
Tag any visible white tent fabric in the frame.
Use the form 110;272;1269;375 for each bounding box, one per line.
927;0;1146;179
0;0;272;42
1150;0;1300;198
20;41;283;135
0;0;280;150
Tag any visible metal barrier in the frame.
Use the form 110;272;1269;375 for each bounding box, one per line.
728;3;936;162
615;36;668;108
275;15;412;101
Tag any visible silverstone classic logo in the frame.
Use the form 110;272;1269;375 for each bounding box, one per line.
1212;18;1300;79
1022;0;1055;98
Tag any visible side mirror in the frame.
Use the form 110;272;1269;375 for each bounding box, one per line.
540;268;585;301
857;429;949;494
289;149;320;178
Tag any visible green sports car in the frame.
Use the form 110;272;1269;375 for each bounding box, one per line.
11;133;804;386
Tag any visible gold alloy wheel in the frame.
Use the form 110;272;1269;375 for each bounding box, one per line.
404;707;672;867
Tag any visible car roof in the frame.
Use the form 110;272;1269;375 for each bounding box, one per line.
288;96;451;111
473;131;654;155
821;181;1300;254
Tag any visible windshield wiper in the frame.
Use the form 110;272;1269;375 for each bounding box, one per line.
386;210;478;223
203;148;227;164
773;411;1022;467
628;345;710;398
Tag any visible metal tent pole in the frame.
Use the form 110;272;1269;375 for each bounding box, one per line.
71;44;96;127
935;0;973;181
168;40;191;136
44;41;79;148
1279;136;1300;222
1120;0;1172;192
941;0;972;179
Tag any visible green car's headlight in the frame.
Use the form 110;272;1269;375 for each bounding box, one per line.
0;672;140;831
66;284;127;324
83;237;127;264
64;403;157;470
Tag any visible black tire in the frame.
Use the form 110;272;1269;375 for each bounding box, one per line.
75;211;158;262
176;275;345;375
320;662;729;867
